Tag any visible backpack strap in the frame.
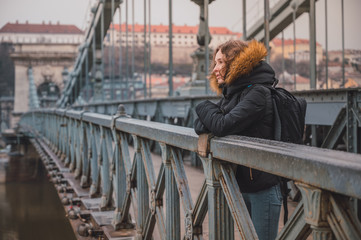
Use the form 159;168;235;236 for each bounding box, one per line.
264;81;290;225
260;84;282;141
272;98;282;141
280;179;290;225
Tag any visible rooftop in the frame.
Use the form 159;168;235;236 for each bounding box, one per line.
272;38;321;47
111;23;238;35
0;22;83;34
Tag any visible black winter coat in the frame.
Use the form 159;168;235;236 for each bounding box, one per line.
194;40;279;193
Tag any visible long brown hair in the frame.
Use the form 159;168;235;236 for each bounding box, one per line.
209;40;248;79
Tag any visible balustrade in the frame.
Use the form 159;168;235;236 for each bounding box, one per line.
19;106;361;239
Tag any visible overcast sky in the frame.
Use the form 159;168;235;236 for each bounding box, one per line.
1;0;360;50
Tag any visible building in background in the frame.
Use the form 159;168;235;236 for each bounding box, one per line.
270;38;323;63
103;23;240;97
269;38;361;90
0;21;84;127
1;20;359;110
105;23;240;65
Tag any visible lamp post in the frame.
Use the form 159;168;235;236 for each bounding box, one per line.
177;0;215;96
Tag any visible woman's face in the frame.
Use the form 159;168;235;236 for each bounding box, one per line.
213;50;226;85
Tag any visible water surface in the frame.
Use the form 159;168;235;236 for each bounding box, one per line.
0;154;76;240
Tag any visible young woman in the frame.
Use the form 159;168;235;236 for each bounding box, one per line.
194;39;282;240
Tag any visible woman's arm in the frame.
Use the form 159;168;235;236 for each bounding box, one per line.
195;87;268;137
194;117;210;135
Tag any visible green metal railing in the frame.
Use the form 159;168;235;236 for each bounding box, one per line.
19;107;361;239
72;87;361;155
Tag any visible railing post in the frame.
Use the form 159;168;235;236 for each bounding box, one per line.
160;143;180;240
80;121;90;188
346;90;359;153
56;114;62;158
133;135;149;239
89;123;101;197
100;128;113;210
68;118;75;168
60;110;68;162
200;155;234;240
73;119;81;176
296;183;333;239
76;111;87;179
111;105;132;230
198;133;234;240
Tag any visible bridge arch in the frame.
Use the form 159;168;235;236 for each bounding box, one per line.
37;81;60;108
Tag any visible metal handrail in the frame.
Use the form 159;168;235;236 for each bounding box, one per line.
19;108;361;239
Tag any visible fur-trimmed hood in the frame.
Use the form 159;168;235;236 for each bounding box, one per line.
210;40;275;95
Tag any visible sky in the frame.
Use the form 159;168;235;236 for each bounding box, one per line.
0;0;360;51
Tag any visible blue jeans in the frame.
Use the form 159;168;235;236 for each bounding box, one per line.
242;184;282;240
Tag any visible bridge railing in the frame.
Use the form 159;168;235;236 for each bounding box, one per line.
73;88;361;156
19;108;361;240
73;95;219;128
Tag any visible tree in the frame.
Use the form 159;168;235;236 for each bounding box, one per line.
270;55;294;78
317;60;326;87
297;61;310;78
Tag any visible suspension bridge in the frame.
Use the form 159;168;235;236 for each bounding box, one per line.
1;0;361;239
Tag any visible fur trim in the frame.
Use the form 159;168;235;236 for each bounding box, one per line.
209;73;221;95
209;40;268;95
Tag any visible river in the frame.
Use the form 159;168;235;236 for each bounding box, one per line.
0;150;76;240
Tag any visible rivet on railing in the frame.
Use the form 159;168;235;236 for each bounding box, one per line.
126;174;132;194
184;211;193;240
150;189;156;215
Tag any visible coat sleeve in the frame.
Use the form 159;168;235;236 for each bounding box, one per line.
195;87;268;137
194;117;210;135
